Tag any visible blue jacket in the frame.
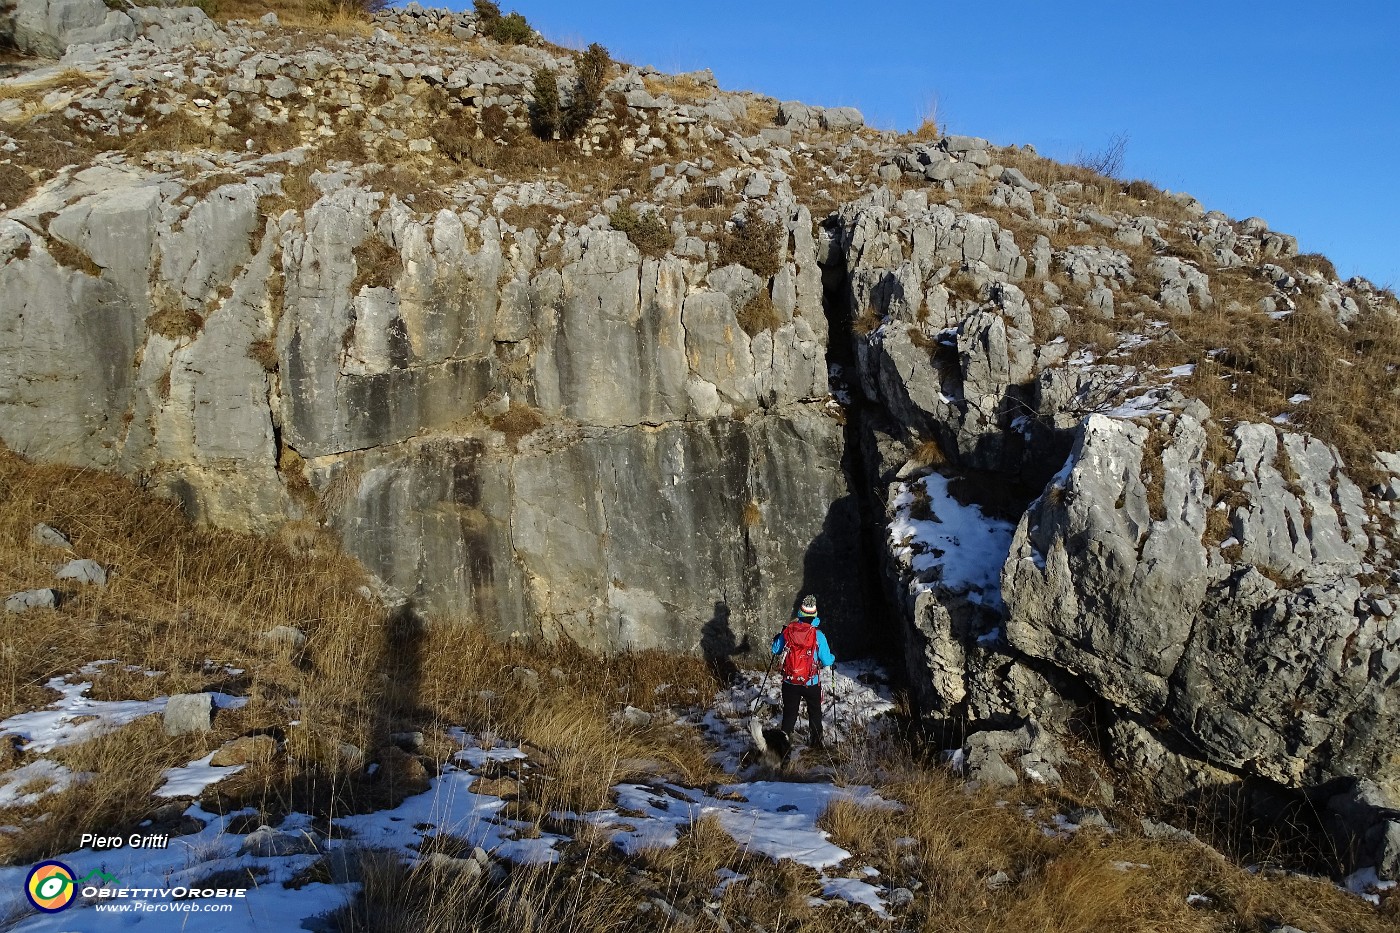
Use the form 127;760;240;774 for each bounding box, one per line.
772;617;835;686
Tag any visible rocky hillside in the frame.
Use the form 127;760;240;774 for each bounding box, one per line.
1;0;1398;884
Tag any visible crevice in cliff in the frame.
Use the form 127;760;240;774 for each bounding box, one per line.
816;218;901;663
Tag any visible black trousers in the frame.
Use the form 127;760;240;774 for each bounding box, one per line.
780;680;823;747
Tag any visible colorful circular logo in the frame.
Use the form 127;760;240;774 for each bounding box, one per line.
25;861;76;913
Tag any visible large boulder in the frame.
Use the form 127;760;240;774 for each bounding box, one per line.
1003;413;1400;793
3;0;135;57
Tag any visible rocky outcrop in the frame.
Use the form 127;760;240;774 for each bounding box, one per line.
0;150;855;653
1003;412;1397;792
0;0;218;58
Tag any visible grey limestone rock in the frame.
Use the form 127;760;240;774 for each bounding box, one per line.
1003;410;1399;794
126;4;219;48
776;101;815;129
615;705;653;729
1005;413;1211;712
239;826;321;858
1227;425;1367;579
1000;167;1041;192
4;588;60;613
1147;255;1212;313
510;666;540;693
31;524;71;550
54;558;106;586
6;0;136;58
820;106;864;131
261;625;308;650
941;135;990;153
163;693;214;736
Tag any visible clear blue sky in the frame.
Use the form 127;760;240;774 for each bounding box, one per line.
450;1;1399;287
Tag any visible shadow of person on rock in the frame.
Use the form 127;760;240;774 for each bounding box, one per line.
700;600;749;685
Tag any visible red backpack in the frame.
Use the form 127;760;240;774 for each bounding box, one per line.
781;620;818;684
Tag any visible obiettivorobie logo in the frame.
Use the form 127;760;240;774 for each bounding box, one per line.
24;862;117;913
22;861;250;917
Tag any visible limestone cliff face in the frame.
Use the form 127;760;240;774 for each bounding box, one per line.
2;0;1400;870
0;155;854;654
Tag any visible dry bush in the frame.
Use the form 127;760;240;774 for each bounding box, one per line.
1074;132;1129;179
223;101;304;156
0;719;215;863
739;97;780;135
0;68;93;102
271;163;322;212
180;171;247;202
736;289;783;337
214;0;379;29
335;849;648;933
122;109;223;158
852;304;884;336
431;109;481;161
912;437;948;467
1293;252;1339;281
994;145;1179;219
351;235;402;291
718;215;785;279
364;165;453;214
43;235;102;276
641;72;715;105
247;338;279;372
317;123;370;165
488;402;545;448
0;162;35;209
146;303;204;340
7;115;100;179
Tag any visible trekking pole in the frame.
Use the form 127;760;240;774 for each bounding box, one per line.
822;667;836;741
750;646;778;713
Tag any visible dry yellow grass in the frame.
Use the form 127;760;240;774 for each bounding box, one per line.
214;0;374;35
642;73;716;106
0;68;94;107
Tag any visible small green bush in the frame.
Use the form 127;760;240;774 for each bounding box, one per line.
473;1;531;44
718;216;785;279
560;43;609;138
610;206;671;258
491;11;532;44
530;68;561;139
530;45;611;141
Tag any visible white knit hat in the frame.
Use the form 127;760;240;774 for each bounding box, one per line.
799;595;817;616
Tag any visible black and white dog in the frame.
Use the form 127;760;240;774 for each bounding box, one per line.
747;714;791;770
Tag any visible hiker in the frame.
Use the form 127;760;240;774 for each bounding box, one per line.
771;595;835;750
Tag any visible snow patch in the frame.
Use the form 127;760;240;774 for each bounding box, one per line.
156;752;246;799
0;759;87;808
889;473;1015;604
0;666;168;753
